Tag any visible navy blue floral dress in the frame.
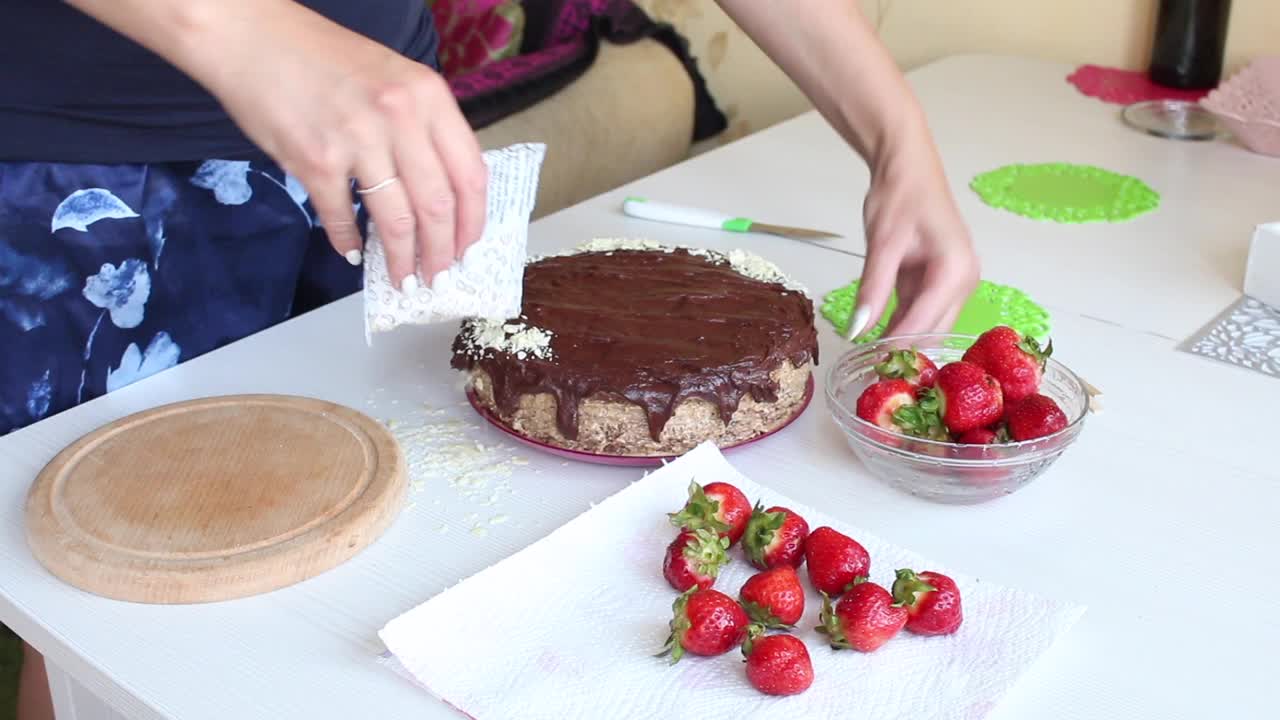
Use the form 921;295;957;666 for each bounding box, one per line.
0;158;365;436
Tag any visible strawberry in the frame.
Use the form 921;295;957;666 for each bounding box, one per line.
952;426;1009;483
920;361;1004;434
742;504;810;570
856;379;948;440
816;580;907;652
874;347;938;388
668;480;753;546
663;528;730;592
956;425;1010;444
804;526;871;597
739;566;805;628
956;428;996;444
742;628;814;696
1005;393;1069;441
892;568;964;636
962;326;1052;402
659;587;750;664
855;379;917;430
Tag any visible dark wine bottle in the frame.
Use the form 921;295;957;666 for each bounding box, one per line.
1148;0;1233;89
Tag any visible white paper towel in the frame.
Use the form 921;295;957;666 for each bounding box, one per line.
379;442;1086;719
362;142;547;342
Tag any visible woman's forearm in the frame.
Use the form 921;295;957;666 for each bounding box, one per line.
713;0;927;167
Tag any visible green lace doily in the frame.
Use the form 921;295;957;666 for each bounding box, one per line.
821;280;1051;345
970;162;1160;223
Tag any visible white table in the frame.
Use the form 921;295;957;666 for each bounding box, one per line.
2;54;1278;720
625;54;1279;343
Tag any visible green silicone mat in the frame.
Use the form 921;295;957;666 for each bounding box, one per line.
821;280;1051;344
970;162;1160;223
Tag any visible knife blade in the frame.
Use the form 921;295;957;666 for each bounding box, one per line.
621;197;841;240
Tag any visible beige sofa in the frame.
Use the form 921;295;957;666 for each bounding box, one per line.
474;38;697;219
469;1;816;220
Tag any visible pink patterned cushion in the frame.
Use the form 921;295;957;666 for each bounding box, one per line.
429;0;525;78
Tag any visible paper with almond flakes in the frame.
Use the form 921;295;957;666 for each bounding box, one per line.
378;442;1086;719
362;142;546;343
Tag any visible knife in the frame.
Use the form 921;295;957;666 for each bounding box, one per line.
621;197;841;240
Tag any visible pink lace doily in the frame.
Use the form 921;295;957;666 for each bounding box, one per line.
1067;64;1212;105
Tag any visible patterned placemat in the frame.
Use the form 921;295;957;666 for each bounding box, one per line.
1067;64;1212;105
821;279;1051;344
1180;295;1280;379
971;163;1160;223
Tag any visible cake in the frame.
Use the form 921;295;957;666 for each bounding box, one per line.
451;239;819;456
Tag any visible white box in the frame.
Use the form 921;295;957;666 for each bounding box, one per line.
1244;222;1280;311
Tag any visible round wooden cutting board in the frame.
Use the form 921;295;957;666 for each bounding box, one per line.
25;394;406;604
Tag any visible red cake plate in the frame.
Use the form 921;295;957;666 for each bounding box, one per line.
465;377;814;467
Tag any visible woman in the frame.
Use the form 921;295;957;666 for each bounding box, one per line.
2;1;976;717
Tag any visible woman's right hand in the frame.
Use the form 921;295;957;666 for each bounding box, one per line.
180;1;489;290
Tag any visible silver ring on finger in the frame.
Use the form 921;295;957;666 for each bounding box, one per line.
355;175;400;195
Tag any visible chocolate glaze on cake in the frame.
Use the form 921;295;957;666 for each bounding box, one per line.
451;246;819;442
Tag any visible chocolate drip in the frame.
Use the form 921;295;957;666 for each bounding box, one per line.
451;249;819;441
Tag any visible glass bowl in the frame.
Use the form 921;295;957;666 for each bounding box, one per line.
825;333;1089;504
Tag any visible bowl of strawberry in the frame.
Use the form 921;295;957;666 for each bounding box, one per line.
825;327;1089;503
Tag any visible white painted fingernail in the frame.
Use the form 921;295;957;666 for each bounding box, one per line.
401;274;420;294
344;249;363;266
431;268;455;292
461;242;481;269
847;305;872;340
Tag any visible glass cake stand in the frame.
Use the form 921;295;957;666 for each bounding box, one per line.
1122;99;1222;141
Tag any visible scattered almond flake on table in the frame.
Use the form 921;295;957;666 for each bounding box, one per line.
489;514;510;525
389;406;529;511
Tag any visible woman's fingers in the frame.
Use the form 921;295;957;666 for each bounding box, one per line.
883;281;949;337
429;99;488;259
849;233;905;340
376;76;485;287
355;147;422;290
308;172;364;266
393;137;455;285
935;299;965;338
374;79;452;285
884;249;977;337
